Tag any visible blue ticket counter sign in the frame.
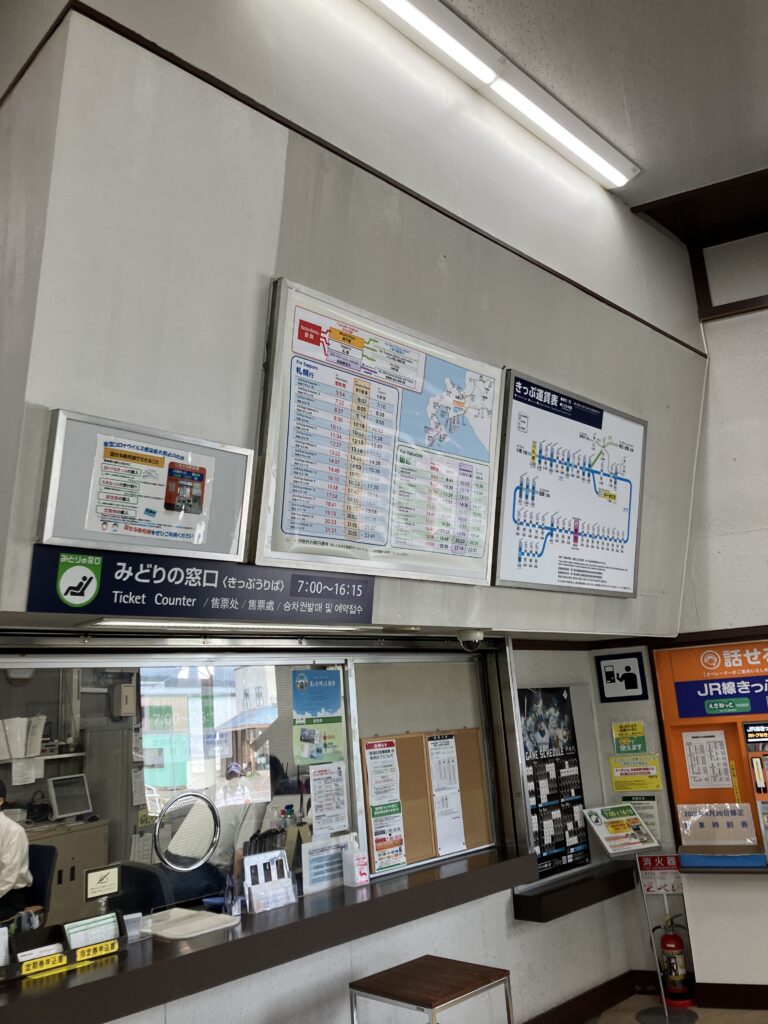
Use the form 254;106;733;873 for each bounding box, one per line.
27;544;375;625
675;677;768;718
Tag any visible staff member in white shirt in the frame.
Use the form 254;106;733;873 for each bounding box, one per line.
0;780;32;921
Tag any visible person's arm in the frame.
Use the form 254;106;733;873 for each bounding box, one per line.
0;830;29;900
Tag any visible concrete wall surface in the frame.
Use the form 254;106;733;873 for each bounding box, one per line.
0;16;68;598
0;0;702;350
0;14;706;639
680;309;768;632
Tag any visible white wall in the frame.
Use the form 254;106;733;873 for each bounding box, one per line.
704;231;768;306
0;0;702;351
103;887;648;1024
0;16;67;596
680;309;768;632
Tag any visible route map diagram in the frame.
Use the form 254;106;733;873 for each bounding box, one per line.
261;286;503;585
497;376;645;594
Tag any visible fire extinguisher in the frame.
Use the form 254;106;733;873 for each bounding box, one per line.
653;914;695;1008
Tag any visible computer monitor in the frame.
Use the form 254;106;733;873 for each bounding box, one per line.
48;774;92;821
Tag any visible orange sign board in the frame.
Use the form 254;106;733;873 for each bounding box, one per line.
654;641;768;848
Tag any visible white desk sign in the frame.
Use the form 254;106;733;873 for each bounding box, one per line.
497;374;645;595
85;866;120;901
42;410;253;561
256;280;503;584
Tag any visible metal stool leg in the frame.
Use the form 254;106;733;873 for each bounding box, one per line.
504;977;514;1024
349;991;359;1023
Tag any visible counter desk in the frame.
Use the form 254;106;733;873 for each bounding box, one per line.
0;848;537;1024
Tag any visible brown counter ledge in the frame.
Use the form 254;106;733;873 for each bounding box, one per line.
513;860;637;923
0;848;537;1024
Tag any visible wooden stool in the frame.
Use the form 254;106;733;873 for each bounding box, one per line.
349;954;514;1023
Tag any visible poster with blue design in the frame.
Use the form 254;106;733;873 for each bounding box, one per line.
497;375;645;595
256;281;503;585
292;668;346;765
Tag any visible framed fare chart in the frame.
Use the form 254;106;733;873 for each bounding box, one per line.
256;281;503;584
41;410;254;560
496;375;645;595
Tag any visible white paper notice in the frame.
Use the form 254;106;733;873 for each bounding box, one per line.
310;763;348;839
25;715;46;757
131;768;146;806
364;740;400;804
85;433;215;546
11;759;36;786
622;795;660;842
129;832;153;864
683;730;732;789
427;734;466;856
364;740;407;872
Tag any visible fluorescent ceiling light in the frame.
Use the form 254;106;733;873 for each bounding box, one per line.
362;0;638;189
377;0;495;84
490;79;628;188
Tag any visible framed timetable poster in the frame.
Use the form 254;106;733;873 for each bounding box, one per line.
255;281;503;584
496;373;645;595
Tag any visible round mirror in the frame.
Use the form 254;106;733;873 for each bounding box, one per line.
153;791;221;872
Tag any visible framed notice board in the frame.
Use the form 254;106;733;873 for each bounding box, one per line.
256;280;504;585
360;728;492;874
41;410;253;561
496;373;645;595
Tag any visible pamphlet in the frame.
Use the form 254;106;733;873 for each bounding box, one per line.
584;803;658;855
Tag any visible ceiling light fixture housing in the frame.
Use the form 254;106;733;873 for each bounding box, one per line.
361;0;639;189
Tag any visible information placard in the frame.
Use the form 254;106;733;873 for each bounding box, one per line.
256;281;503;584
42;411;253;561
497;375;645;594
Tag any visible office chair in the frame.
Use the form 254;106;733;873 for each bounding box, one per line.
24;844;57;924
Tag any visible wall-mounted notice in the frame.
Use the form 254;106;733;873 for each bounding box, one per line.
682;730;732;789
292;669;346;765
427;734;466;856
42;411;253;560
497;375;645;595
256;281;503;584
612;721;647;754
364;740;407;872
609;753;662;792
622;794;660;842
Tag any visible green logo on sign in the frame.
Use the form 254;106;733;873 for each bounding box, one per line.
56;553;102;608
705;697;751;715
602;806;633;819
